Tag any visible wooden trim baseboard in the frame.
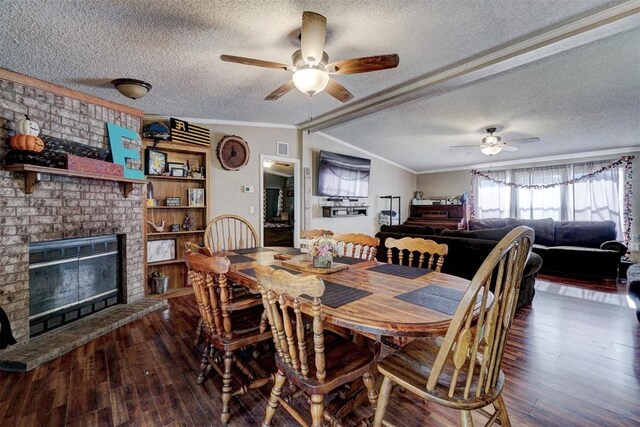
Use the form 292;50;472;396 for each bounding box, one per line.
0;68;144;119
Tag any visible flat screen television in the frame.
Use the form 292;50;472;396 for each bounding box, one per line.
317;150;371;199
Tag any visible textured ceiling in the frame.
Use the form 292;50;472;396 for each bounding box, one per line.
1;0;638;171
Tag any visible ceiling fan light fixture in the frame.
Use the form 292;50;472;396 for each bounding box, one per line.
481;145;503;156
111;78;152;99
292;68;329;96
482;135;501;145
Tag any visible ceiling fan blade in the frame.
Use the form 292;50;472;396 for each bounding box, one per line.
466;147;481;155
325;79;354;103
220;54;291;71
327;54;400;74
501;145;519;152
265;80;295;101
504;137;540;144
451;144;481;148
301;11;326;65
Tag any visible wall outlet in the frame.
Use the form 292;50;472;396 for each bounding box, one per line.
243;185;254;193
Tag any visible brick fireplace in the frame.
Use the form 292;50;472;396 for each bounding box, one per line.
0;69;147;345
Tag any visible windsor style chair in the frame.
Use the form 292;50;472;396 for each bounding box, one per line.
204;214;258;253
385;236;449;272
332;232;379;260
254;264;379;427
184;248;273;425
373;226;534;427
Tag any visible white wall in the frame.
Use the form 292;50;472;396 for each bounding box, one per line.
302;132;416;236
199;123;301;234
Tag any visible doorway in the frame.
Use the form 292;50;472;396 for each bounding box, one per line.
259;154;300;248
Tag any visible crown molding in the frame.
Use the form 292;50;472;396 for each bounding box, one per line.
417;146;640;174
144;115;298;130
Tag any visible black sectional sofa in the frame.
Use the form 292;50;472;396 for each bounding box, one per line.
375;225;543;309
467;218;627;280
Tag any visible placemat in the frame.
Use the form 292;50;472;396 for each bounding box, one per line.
304;281;372;308
226;254;255;264
239;265;301;279
234;247;273;254
395;284;465;315
367;263;432;279
277;247;303;255
334;256;367;265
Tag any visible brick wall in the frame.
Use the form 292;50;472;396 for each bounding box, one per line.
0;72;145;344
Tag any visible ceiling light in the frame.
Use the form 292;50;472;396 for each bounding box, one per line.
292;68;329;96
111;78;152;99
263;159;275;168
481;145;503;156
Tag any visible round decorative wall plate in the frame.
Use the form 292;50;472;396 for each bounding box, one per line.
216;135;250;170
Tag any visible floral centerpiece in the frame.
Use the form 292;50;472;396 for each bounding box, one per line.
309;235;339;268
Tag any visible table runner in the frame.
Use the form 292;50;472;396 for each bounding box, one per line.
395;285;465;315
367;263;432;279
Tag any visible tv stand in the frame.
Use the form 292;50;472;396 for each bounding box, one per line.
326;197;360;202
322;206;368;218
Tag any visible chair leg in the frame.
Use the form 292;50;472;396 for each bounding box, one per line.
310;394;325;427
493;395;511;427
262;370;287;427
373;376;394;427
363;372;378;411
194;317;204;346
196;343;210;385
460;410;474;427
221;350;233;425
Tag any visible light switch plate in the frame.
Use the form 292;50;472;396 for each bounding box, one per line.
243;185;254;193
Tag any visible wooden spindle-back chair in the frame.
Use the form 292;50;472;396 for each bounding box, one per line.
204;214;258;253
300;229;334;239
254;264;378;427
373;226;534;427
184;248;273;425
332;232;379;260
385;236;449;272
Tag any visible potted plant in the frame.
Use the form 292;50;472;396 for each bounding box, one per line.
150;271;169;293
309;235;339;268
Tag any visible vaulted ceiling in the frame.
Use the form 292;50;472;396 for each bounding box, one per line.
1;0;639;172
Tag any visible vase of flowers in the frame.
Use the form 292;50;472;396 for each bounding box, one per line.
309;235;338;268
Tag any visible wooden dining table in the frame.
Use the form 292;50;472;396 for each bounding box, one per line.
222;247;473;339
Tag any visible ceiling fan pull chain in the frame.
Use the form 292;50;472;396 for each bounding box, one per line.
307;100;313;134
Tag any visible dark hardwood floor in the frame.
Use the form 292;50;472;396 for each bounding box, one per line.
1;276;639;426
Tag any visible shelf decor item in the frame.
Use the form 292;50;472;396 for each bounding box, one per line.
150;272;169;293
188;188;205;206
309;235;339;268
145;148;167;175
147;238;176;263
170;167;185;177
170;117;211;146
170;224;180;232
165;197;181;206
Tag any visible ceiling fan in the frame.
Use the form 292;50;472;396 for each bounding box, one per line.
220;11;400;102
452;127;540;156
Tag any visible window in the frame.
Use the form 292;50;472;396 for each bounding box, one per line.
473;160;625;239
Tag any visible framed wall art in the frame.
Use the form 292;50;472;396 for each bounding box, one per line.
188;188;205;206
170;167;185;177
147;238;176;263
145;149;167;176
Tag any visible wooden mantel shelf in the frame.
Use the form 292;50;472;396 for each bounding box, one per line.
5;164;147;197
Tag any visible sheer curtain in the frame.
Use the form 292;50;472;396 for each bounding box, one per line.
473;160;624;239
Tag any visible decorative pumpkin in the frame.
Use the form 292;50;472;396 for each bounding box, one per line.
10;134;45;152
15;115;40;136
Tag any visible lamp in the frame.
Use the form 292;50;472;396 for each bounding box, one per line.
292;68;329;96
480;145;503;156
111;78;152;99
